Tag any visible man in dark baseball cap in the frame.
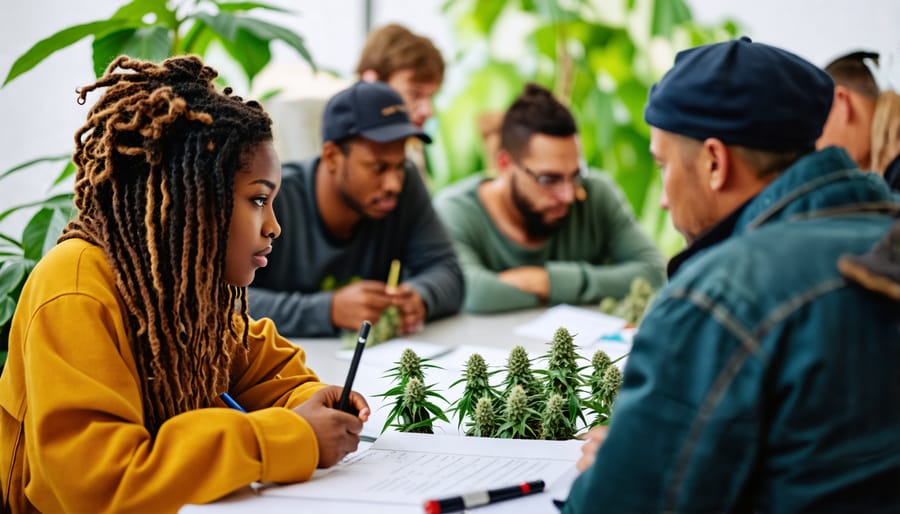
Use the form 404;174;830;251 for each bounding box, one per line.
321;80;432;144
563;37;900;513
249;80;462;338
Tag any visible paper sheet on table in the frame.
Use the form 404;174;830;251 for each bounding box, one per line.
335;338;452;366
260;432;581;507
513;304;627;342
430;344;514;371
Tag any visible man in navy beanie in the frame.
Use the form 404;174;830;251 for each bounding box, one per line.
563;37;900;513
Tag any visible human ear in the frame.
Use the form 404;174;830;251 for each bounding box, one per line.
495;150;515;176
321;141;343;174
361;69;379;82
833;86;853;123
703;138;730;191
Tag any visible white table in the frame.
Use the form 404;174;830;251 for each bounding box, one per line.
182;307;629;513
294;308;556;385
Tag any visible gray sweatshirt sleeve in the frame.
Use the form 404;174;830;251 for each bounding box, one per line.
247;287;338;337
248;159;341;337
399;163;464;320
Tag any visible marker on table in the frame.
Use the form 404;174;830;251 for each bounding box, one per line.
386;259;401;293
220;392;246;413
423;479;545;514
337;320;371;415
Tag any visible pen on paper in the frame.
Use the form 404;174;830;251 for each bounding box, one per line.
337;320;371;414
220;392;246;413
386;259;401;293
423;479;546;514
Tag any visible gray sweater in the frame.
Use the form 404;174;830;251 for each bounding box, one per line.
249;157;463;336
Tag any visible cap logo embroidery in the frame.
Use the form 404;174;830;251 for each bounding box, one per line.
382;104;408;116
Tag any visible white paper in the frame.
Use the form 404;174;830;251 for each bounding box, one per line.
513;304;627;343
335;338;452;366
260;432;581;507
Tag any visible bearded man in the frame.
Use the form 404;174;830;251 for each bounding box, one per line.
434;83;665;313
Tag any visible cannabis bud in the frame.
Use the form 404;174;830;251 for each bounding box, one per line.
403;376;426;408
464;353;488;383
590;350;613;395
505;385;529;423
548;327;577;371
541;392;573;440
505;345;541;398
599;365;623;407
473;396;497;438
399;348;424;382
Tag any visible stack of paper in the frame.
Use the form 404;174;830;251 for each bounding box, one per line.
259;432;582;513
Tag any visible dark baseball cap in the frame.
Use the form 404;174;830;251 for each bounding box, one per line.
321;80;432;144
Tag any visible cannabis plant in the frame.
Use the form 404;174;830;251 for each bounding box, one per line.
541;392;574;440
377;349;448;434
495;385;540;439
584;350;620;427
467;396;498;438
538;327;585;428
599;276;658;325
341;306;399;349
500;345;542;399
449;353;499;431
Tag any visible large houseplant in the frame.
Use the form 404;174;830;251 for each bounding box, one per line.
0;0;316;369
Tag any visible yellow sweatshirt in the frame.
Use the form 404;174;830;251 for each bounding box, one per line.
0;238;328;513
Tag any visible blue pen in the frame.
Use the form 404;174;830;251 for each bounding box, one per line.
220;392;247;413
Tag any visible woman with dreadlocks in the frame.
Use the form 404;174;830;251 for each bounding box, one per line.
0;55;369;513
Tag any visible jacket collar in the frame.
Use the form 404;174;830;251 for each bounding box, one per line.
668;147;898;277
667;201;749;277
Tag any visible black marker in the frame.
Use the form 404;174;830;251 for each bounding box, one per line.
337;320;371;415
423;479;545;513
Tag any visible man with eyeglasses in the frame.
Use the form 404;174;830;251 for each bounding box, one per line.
817;50;880;170
249;81;463;337
434;83;665;313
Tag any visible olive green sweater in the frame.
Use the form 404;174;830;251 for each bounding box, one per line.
433;172;665;313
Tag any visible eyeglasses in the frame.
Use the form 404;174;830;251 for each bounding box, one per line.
515;161;585;192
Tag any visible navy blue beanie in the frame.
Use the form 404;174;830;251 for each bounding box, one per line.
644;37;834;151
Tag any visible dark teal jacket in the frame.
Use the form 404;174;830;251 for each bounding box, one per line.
565;148;900;513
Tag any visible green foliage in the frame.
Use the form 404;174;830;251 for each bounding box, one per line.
0;0;315;371
599;276;658;325
468;395;498;437
3;0;313;88
495;384;541;439
433;0;741;255
0;156;77;369
449;353;500;431
541;392;574;440
583;350;626;427
538;327;585;428
377;349;449;434
501;345;541;399
341;306;400;349
380;327;628;440
379;377;450;434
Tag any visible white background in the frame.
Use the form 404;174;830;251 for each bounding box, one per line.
1;0;898;236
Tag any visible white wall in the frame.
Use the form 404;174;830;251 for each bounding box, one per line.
1;0;898;236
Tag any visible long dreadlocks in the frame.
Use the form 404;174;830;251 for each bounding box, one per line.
60;55;273;434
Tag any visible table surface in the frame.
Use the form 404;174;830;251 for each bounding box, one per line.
296;308;551;384
182;307;628;513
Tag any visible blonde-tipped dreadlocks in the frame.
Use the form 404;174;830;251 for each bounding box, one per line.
60;55;273;434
